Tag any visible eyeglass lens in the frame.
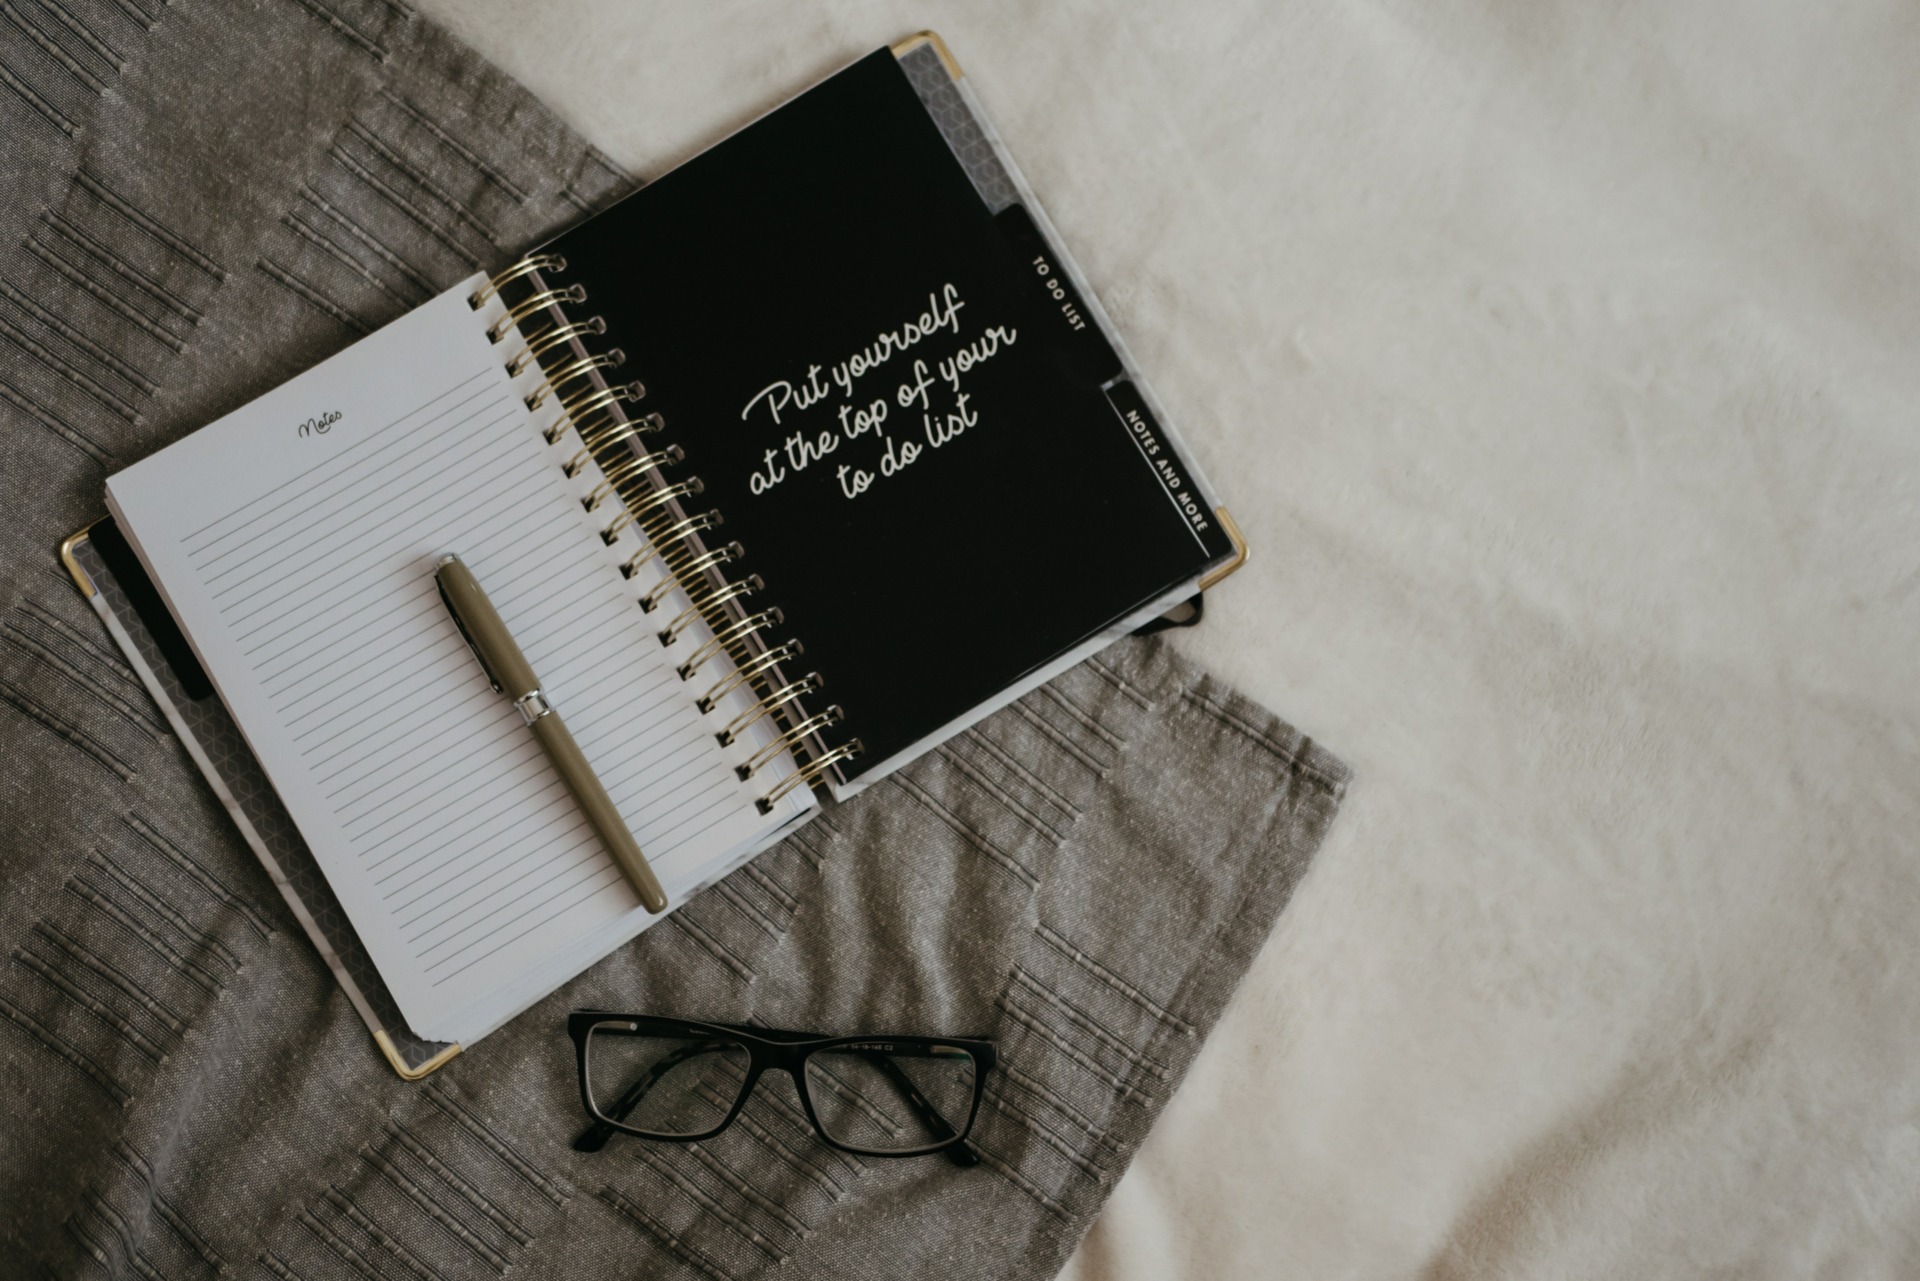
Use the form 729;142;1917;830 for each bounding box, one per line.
584;1024;751;1137
803;1042;978;1153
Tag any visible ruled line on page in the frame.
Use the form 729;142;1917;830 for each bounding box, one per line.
190;381;503;578
179;370;493;549
409;829;601;948
369;778;560;884
389;793;588;915
427;867;630;985
216;412;531;623
210;404;528;616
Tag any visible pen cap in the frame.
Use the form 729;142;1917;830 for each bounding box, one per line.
434;555;541;698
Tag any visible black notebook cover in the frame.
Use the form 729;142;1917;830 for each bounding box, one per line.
544;48;1234;778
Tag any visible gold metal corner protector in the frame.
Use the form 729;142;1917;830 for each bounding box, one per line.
892;30;962;80
61;521;103;598
1197;507;1249;591
374;1029;463;1081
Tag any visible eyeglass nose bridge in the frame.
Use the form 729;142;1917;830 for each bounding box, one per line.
724;1033;877;1147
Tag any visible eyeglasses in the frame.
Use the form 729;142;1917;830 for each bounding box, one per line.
568;1013;998;1164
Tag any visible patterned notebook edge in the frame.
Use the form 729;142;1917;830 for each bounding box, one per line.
61;522;461;1079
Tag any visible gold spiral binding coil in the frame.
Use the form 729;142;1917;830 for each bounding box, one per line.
697;639;801;713
507;318;606;375
619;510;724;578
488;284;586;342
470;253;564;309
757;741;863;813
737;706;843;780
683;570;763;614
560;377;645;420
526;352;625;410
483;248;849;808
639;541;742;611
581;410;665;451
567;442;680;481
581;446;683;505
573;409;664;452
718;673;819;747
630;503;711;561
659;576;761;645
547;386;642;445
601;478;703;544
677;609;782;682
659;535;742;580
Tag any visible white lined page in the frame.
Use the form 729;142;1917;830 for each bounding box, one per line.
107;279;809;1041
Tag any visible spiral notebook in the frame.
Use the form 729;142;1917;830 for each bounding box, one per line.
83;34;1245;1066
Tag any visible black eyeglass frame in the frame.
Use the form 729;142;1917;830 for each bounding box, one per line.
567;1012;998;1164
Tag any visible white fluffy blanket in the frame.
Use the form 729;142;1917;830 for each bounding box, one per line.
419;2;1920;1275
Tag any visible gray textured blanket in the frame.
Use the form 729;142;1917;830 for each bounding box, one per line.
0;4;1345;1278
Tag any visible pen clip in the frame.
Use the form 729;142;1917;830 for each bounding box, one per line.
437;572;504;694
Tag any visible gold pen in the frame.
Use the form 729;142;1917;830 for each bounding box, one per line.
433;554;669;914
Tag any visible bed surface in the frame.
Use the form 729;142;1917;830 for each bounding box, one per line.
415;3;1920;1274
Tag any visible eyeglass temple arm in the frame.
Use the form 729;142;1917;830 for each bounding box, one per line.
573;1039;737;1153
